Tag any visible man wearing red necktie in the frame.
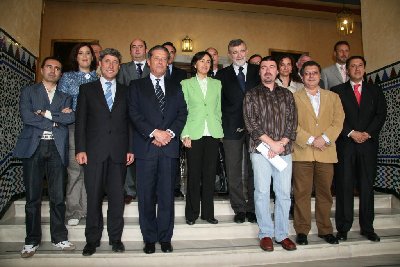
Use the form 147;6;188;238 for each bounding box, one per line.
331;56;387;243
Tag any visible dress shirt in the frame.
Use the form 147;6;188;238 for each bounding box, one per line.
275;77;304;93
347;80;364;137
134;60;146;71
243;83;297;155
58;70;98;110
304;89;330;145
167;64;173;76
42;84;57;137
233;63;248;81
196;75;211;136
149;73;166;94
148;73;175;138
100;77;116;101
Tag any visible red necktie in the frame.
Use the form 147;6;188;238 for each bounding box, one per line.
354;84;361;105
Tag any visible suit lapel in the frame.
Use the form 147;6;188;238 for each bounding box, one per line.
38;83;50;107
333;66;343;83
318;89;327;119
94;80;111;111
50;90;63;109
345;82;359;108
112;83;123;110
298;89;317;121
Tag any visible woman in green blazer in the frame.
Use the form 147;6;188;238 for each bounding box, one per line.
181;51;224;225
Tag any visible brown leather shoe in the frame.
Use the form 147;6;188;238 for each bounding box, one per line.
260;237;274;252
276;238;297;251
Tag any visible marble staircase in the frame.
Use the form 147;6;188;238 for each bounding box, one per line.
0;193;399;267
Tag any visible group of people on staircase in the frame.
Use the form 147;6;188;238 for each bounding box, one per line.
13;38;386;258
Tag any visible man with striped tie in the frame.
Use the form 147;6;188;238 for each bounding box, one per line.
128;45;187;254
75;48;134;256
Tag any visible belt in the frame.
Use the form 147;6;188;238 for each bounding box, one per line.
41;134;54;140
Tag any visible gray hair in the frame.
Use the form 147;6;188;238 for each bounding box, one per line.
147;45;170;60
228;39;246;51
99;48;122;63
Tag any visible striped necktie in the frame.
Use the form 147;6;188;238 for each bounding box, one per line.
155;79;165;112
105;81;113;111
136;63;143;78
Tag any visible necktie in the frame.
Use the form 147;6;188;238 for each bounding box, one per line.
237;66;245;92
165;66;171;79
340;65;347;83
105;81;113;111
136;63;143;78
155;79;165;112
354;84;361;105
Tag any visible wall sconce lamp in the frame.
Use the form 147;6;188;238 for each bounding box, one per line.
181;36;193;52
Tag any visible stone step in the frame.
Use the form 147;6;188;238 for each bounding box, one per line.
0;229;399;267
1;208;399;242
10;193;394;218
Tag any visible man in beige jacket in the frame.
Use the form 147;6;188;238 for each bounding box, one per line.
292;61;344;246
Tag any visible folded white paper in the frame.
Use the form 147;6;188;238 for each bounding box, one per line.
256;142;288;172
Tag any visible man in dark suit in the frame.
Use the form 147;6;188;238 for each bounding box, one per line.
215;39;260;223
162;41;188;198
14;57;76;258
331;56;387;242
117;38;150;204
128;45;187;254
75;48;134;256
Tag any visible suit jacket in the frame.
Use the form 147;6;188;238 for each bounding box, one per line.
292;88;344;163
331;81;387;153
117;61;150;86
215;63;260;139
180;77;224;140
75;80;133;163
13;83;75;166
322;64;348;90
128;76;188;159
167;65;188;85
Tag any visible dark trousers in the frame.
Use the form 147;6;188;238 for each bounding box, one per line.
335;144;377;234
136;155;176;243
84;157;126;244
185;137;219;221
23;140;67;245
223;135;254;214
293;161;334;235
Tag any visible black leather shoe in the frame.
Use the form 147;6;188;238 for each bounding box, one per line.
361;231;380;242
246;212;257;223
318;234;339;244
110;240;125;252
296;233;308;245
201;217;218;224
143;242;155;254
186;219;196;225
234;212;246;223
160;242;173;253
336;231;348;241
82;243;97;256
